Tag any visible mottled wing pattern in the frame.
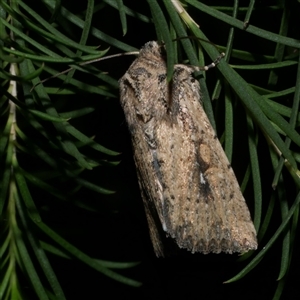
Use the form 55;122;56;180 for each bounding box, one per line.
119;41;257;256
120;42;169;256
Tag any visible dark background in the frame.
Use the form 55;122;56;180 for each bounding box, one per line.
8;0;300;299
53;1;299;299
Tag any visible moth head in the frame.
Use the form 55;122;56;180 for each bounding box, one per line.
139;41;165;61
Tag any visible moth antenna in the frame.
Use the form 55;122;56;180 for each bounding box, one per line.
31;51;139;91
195;52;225;72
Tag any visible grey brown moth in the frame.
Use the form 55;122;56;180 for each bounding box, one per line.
119;41;257;257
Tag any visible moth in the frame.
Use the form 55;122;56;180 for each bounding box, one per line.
119;41;257;257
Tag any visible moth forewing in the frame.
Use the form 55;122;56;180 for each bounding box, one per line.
119;41;257;257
